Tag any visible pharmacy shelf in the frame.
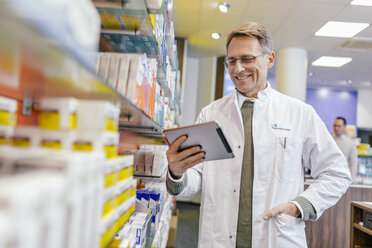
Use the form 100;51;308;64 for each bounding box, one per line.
93;0;177;110
99;29;173;106
0;3;163;135
134;168;167;179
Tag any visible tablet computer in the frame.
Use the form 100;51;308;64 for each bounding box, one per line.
163;121;234;161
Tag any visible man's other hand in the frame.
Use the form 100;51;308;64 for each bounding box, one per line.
263;203;301;221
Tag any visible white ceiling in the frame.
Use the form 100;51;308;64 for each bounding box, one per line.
173;0;372;89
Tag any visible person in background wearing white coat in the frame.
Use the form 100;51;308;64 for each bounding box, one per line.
163;22;352;248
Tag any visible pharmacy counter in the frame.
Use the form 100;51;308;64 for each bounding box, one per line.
304;181;372;248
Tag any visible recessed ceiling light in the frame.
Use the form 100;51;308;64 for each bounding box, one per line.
308;72;314;77
351;0;372;6
315;21;369;38
319;88;329;98
218;2;231;13
311;56;352;67
211;33;221;40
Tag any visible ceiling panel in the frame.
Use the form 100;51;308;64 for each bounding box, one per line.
301;36;347;51
243;0;298;20
333;5;372;23
173;0;201;14
273;19;326;49
287;1;346;22
174;11;200;37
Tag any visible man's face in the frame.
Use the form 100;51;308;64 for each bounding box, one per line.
334;119;346;137
227;36;275;98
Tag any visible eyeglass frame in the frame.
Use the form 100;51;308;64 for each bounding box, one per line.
223;52;269;68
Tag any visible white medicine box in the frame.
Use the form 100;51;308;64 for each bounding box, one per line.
73;130;119;159
77;100;120;132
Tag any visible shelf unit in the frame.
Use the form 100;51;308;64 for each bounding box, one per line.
93;0;179;111
350;201;372;248
0;2;163;135
0;0;180;247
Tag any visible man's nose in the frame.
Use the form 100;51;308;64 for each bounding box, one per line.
233;60;245;74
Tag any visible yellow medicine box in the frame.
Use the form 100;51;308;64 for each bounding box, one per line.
0;96;17;127
39;97;78;130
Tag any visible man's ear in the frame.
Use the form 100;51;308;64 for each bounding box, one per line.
267;51;275;69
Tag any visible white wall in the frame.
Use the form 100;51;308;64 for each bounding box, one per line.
196;56;217;116
181;57;199;126
181;54;217;126
357;89;372;129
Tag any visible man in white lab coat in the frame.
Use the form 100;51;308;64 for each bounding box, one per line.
163;22;351;248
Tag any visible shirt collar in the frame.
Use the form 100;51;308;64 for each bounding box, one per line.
333;134;347;140
236;82;272;109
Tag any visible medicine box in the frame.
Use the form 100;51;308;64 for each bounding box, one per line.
0;95;17;127
39;129;77;150
39;97;78;130
11;126;41;148
77;100;120;132
74;130;119;159
116;55;130;97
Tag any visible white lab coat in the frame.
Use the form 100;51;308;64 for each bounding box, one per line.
175;83;351;248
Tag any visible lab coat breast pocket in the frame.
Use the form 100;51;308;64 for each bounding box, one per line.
272;213;307;248
275;136;302;183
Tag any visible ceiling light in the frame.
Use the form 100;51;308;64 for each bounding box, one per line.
311;56;352;67
218;2;231;13
315;21;369;38
211;33;221;40
351;0;372;6
308;72;314;77
319;88;329;98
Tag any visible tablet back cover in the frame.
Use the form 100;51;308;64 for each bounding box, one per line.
163;121;234;161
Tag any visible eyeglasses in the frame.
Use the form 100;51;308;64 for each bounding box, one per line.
223;52;268;68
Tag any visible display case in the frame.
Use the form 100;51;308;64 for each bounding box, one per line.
350;201;372;248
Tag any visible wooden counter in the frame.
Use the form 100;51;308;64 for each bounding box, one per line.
305;184;372;248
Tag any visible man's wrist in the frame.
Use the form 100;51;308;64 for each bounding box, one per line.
290;202;301;218
169;168;183;180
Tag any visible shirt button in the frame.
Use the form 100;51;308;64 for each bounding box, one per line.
233;189;236;193
230;235;233;239
238;145;241;149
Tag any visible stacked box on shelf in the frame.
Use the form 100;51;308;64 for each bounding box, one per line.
72;99;137;248
113;182;174;248
127;144;168;177
3;0;101;70
357;155;372;185
0;172;67;248
101;157;137;248
150;196;173;248
146;0;165;14
96;53;158;119
1;97;106;248
0;96;17;145
0;136;106;248
94;0;152;32
0;97;138;248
